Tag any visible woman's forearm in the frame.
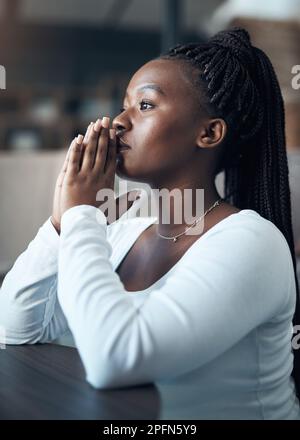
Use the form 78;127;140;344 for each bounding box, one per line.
0;217;68;344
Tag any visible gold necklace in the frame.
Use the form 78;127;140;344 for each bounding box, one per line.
157;198;222;242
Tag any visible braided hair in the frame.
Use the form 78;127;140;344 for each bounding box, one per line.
157;27;300;397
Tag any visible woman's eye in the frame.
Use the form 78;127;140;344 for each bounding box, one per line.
119;101;154;113
140;101;153;111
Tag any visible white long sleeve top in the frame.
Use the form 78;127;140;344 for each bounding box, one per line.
1;204;300;419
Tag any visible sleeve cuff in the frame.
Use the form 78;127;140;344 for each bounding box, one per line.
61;205;108;231
37;217;60;257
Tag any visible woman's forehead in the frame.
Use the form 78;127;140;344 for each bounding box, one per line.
127;59;194;97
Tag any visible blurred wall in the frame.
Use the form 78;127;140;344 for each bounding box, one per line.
0;150;65;273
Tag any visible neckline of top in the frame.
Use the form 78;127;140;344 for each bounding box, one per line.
117;209;260;294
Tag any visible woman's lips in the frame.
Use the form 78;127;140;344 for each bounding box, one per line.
116;138;131;152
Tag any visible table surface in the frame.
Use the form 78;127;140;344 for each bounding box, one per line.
0;344;161;420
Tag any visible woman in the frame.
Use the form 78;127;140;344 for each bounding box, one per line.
1;28;300;419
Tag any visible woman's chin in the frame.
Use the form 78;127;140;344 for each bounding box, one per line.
115;153;149;183
115;158;141;182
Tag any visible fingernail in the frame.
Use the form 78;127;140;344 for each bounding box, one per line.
102;116;110;128
93;118;102;132
76;134;84;144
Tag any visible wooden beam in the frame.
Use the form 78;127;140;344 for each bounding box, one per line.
3;0;21;22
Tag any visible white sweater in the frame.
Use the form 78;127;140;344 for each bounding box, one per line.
1;204;300;419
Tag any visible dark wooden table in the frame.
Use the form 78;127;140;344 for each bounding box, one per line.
0;344;160;420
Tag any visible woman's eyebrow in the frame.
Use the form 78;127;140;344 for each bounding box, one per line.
125;84;166;97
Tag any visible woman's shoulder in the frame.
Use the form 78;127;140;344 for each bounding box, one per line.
206;208;291;254
229;208;290;246
184;208;296;317
186;207;294;283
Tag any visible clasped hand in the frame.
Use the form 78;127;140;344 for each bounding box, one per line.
61;116;116;215
51;116;139;234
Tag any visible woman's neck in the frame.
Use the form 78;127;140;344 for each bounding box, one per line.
148;182;221;237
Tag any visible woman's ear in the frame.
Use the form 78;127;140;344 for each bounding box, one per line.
196;118;227;149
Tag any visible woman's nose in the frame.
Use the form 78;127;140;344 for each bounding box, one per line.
112;120;125;135
112;115;131;136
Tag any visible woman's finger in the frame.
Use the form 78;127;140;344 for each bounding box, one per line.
94;117;110;172
56;138;76;187
62;139;74;171
83;122;94;145
104;128;117;174
67;134;84;177
81;119;101;172
78;122;93;170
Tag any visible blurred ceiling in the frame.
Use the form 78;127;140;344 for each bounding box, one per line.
0;0;224;33
0;0;226;86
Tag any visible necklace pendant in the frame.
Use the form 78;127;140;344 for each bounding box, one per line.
173;237;177;242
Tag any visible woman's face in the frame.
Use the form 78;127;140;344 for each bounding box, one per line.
112;59;206;185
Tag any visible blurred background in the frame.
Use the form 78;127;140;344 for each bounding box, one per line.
0;0;299;281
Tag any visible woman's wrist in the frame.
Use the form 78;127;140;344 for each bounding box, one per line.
50;216;61;235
